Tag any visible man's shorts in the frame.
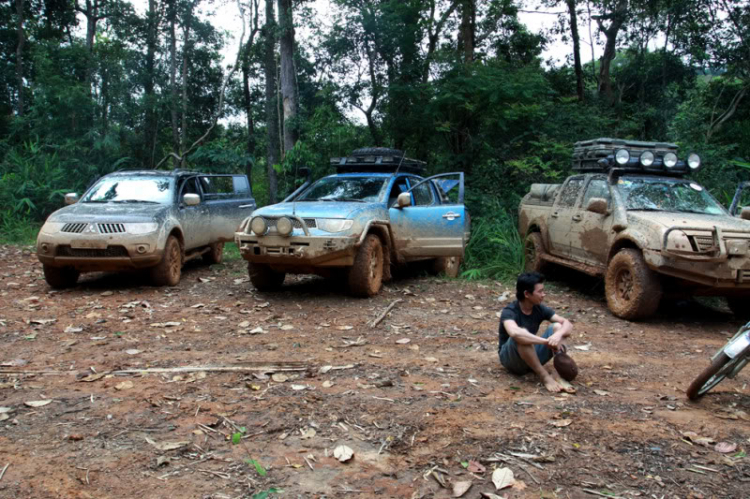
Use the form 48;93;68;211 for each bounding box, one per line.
499;325;555;375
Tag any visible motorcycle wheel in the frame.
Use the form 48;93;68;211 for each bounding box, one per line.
686;352;740;400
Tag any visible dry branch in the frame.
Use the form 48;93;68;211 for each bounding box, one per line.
370;299;402;328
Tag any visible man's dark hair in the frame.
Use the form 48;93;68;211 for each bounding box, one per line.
516;272;545;301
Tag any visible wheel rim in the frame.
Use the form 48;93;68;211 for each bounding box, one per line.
168;243;181;279
446;257;457;272
615;268;633;301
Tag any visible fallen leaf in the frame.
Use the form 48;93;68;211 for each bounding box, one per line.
150;321;182;328
396;338;411;344
125;349;141;355
280;325;295;331
467;460;485;473
0;407;13;413
322;380;334;388
424;357;439;363
573;343;591;351
272;373;288;383
28;318;56;325
492;467;515;490
452;481;472;497
511;480;527;491
300;428;316;440
594;390;610;396
79;373;107;382
238;320;250;328
64;326;83;334
336;325;354;330
715;442;738;454
549;419;572;427
0;414;8;421
333;445;354;462
145;437;190;451
25;400;52;407
249;327;264;334
320;366;333;374
291;384;307;391
115;381;134;390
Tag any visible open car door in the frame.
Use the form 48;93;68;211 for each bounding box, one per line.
389;172;467;259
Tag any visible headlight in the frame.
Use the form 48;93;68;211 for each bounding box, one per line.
639;151;655;167
39;222;65;235
276;217;293;236
127;223;159;235
615;149;630;165
687;153;701;170
250;216;268;235
317;219;354;233
663;152;678;168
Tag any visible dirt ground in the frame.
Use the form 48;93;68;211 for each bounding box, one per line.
0;245;748;499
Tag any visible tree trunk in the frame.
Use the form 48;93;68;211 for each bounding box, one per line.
15;0;24;116
458;0;475;64
566;0;584;101
264;0;280;202
144;0;159;168
169;0;179;167
596;0;628;104
277;0;298;155
180;1;195;168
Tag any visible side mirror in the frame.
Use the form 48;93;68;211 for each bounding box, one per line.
741;207;750;221
586;197;608;215
396;192;411;208
183;193;200;206
65;193;79;205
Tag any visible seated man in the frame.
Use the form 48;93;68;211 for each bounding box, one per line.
498;272;574;393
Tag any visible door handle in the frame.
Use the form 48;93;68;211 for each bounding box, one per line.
572;215;582;222
239;204;255;209
443;212;460;221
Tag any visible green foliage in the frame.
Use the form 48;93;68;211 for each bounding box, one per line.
244;458;267;476
251;488;281;499
462;206;525;282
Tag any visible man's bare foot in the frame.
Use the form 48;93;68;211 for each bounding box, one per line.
543;376;562;393
555;377;577;394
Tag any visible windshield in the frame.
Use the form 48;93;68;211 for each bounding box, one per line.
617;177;726;215
296;176;386;202
82;176;174;204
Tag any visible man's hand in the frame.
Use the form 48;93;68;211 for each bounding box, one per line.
547;332;565;352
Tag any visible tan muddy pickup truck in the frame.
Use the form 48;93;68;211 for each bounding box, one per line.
519;138;750;321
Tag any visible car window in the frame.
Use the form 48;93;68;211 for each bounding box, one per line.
558;177;584;207
81;176;173;204
233;176;250;195
180;177;201;198
434;178;460;204
409;177;434;206
582;179;610;207
617;177;726;215
296;177;386;202
200;176;235;198
388;177;409;206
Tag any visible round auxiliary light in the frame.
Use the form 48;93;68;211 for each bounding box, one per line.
639;151;655;167
687;153;701;170
276;217;293;236
250;216;268;235
663;152;678;168
615;149;630;165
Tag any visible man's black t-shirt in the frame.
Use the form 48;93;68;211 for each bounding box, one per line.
498;300;555;352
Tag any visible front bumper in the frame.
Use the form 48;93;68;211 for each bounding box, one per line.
234;232;359;268
37;233;162;271
644;248;750;289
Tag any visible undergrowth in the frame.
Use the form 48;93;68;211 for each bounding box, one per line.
462;207;524;282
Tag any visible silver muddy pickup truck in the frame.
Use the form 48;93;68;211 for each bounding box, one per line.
37;170;255;288
519;138;750;320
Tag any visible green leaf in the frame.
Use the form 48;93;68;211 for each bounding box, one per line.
231;432;242;445
245;458;267;476
734;451;746;458
460;461;469;468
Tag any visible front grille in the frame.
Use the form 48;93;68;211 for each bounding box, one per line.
62;223;88;233
61;223;127;234
692;236;716;252
739;270;750;282
97;223;126;234
262;217;316;229
56;245;129;257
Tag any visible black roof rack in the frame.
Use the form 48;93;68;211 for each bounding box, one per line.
572;137;690;174
331;148;426;175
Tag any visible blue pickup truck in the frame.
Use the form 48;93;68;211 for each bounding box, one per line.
234;148;469;296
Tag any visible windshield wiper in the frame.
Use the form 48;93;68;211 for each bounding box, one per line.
338;198;366;203
627;208;664;212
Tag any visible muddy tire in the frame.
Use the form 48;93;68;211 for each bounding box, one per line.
348;234;384;297
524;232;548;273
687;352;736;400
726;297;750;321
432;256;461;278
248;262;285;291
151;236;182;286
203;242;224;265
43;264;79;289
605;249;662;320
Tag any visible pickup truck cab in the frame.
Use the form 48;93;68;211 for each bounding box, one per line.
519;138;750;320
37;170;255;288
234;148;469;296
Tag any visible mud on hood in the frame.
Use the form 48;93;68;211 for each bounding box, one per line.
252;202;385;220
48;202;169;223
627;211;750;233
